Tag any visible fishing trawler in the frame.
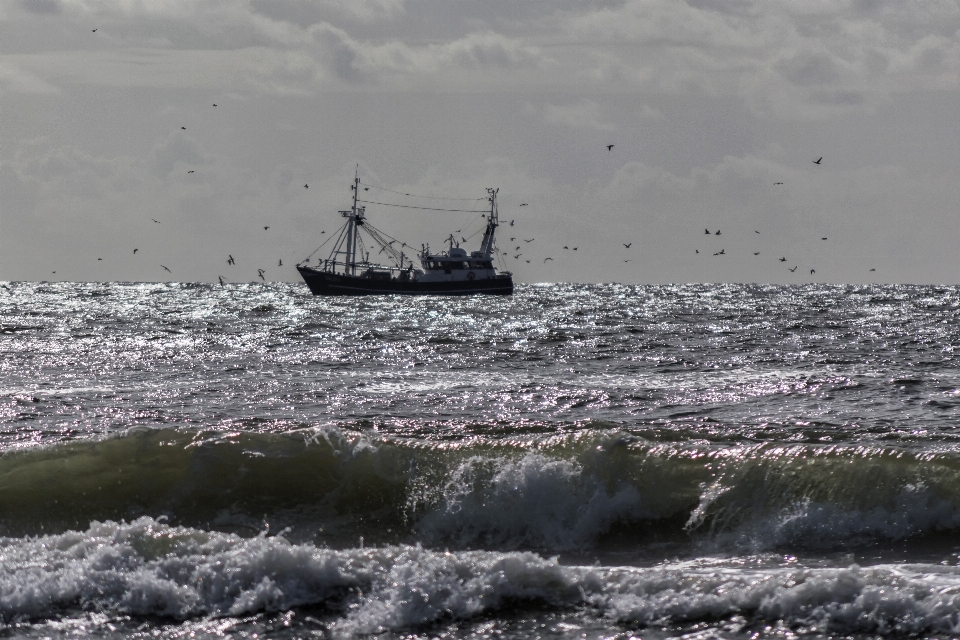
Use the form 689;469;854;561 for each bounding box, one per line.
296;175;513;295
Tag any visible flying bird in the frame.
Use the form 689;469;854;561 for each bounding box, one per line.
520;203;528;206
753;252;759;256
525;260;530;263
264;226;270;230
624;259;632;263
623;243;632;248
218;276;225;286
92;29;97;32
187;170;194;173
304;184;308;188
227;255;235;265
813;157;822;164
133;249;138;254
152;219;160;223
97;258;102;261
821;237;828;240
773;182;783;185
213;103;217;107
161;265;171;273
755;230;760;234
278;259;283;266
573;247;578;251
607;145;614;151
715;230;721;235
509;220;514;226
870;268;876;272
705;229;711;234
564;246;569;249
544;258;553;262
779;257;787;262
810;269;816;274
524;239;534;243
789;266;798;272
514;255;521;259
695;250;699;253
258;269;265;281
181;127;186;130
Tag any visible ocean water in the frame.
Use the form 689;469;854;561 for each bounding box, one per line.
3;281;960;638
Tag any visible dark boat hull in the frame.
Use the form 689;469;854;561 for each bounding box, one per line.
297;266;513;296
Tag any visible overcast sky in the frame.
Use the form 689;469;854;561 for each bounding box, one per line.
3;0;960;284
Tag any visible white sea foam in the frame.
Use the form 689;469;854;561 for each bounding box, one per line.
6;519;960;635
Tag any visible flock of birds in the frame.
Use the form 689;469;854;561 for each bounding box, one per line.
60;45;868;285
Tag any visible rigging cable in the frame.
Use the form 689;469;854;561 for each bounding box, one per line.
356;199;488;213
358;183;487;201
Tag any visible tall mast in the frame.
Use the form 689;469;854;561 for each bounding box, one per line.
479;188;499;258
346;169;361;275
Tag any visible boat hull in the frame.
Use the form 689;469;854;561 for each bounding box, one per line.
297;266;513;296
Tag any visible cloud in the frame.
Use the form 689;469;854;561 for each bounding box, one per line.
541;100;615;131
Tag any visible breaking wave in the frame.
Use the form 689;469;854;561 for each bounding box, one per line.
4;427;960;552
5;517;960;635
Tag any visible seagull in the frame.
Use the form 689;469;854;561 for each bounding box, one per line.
258;269;265;281
92;29;97;32
695;250;699;253
870;268;876;271
304;184;308;188
152;219;160;223
705;229;711;234
753;252;759;256
623;243;632;248
364;187;369;191
543;257;553;262
821;237;827;240
715;230;721;235
573;247;578;251
779;257;787;262
789;266;798;272
520;203;528;206
624;259;632;263
181;127;186;130
514;254;521;259
213;103;217;107
97;258;102;261
264;226;270;230
813;157;822;164
218;276;225;286
773;182;783;185
509;220;514;226
607;145;614;151
278;259;283;266
187;170;194;173
755;230;760;234
133;249;138;254
810;269;816;274
321;231;325;234
510;237;516;241
564;246;569;249
227;255;235;265
525;260;530;263
524;239;534;243
718;249;725;255
161;265;171;273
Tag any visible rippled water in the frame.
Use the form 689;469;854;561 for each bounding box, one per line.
3;282;960;638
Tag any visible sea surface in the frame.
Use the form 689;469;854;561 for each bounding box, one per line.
3;282;960;639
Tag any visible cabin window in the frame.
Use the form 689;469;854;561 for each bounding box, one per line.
469;261;492;269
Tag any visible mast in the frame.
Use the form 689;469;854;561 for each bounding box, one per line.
478;188;499;258
342;170;363;275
